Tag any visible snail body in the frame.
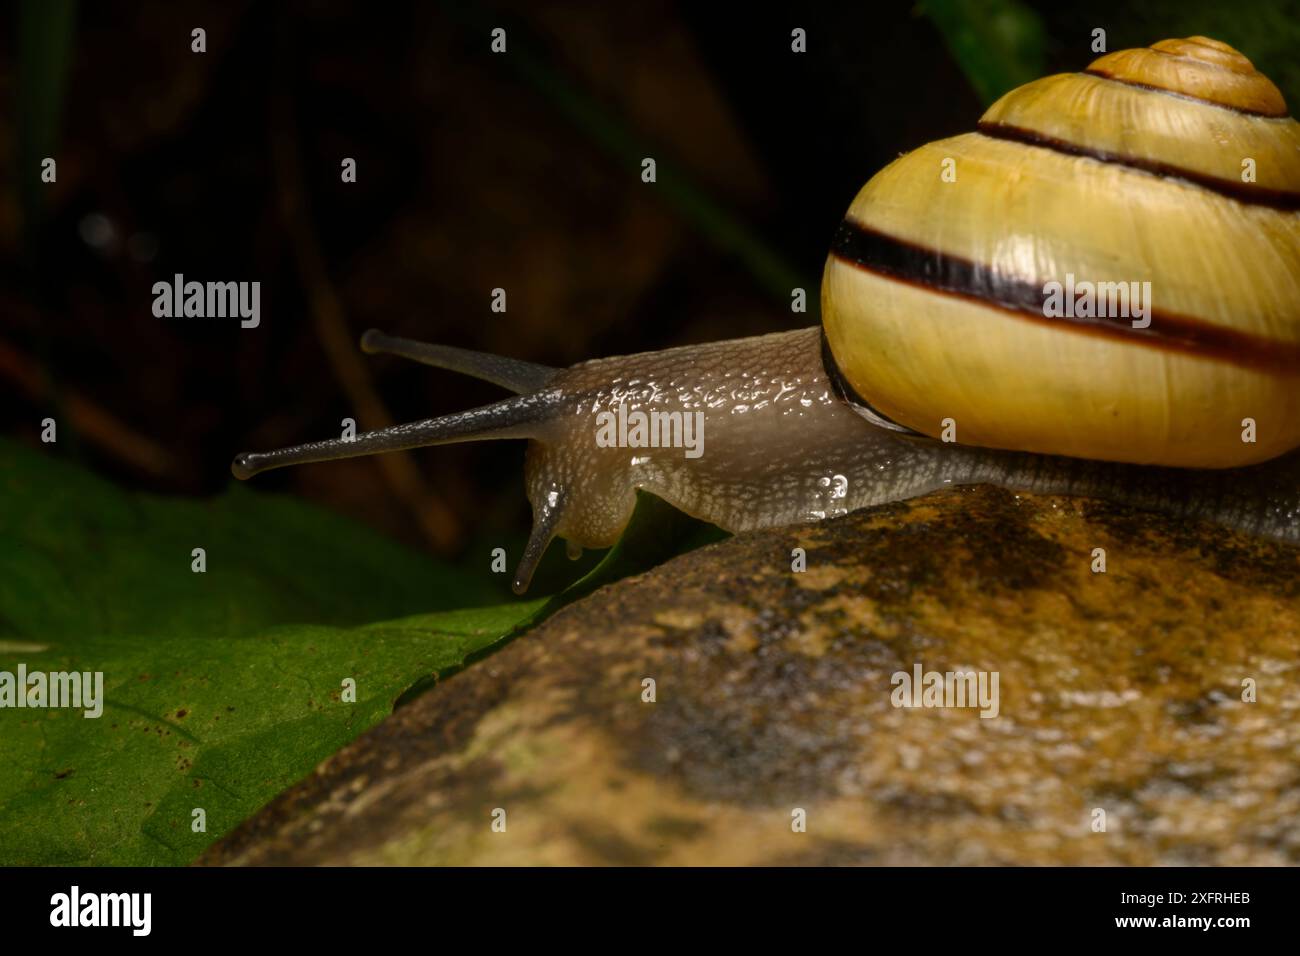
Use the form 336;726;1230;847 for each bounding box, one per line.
233;38;1300;592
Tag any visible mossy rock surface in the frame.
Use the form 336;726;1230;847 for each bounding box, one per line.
201;486;1300;865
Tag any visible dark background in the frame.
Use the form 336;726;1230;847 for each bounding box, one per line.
4;0;1297;589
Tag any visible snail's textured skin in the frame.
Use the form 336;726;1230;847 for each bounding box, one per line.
529;326;1300;553
200;485;1300;866
522;326;916;549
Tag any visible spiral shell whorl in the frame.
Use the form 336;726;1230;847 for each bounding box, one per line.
821;38;1300;469
1086;36;1288;117
979;39;1300;201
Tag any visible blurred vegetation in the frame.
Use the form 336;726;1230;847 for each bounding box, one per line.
921;0;1046;105
16;0;75;235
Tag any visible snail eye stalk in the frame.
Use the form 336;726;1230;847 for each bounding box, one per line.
232;329;565;480
360;329;558;395
229;393;555;480
231;330;578;594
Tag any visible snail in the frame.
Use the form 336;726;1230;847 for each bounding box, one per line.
233;37;1300;594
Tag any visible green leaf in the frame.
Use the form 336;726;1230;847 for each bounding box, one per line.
0;604;544;865
0;443;723;864
0;441;544;864
17;0;76;235
920;0;1047;106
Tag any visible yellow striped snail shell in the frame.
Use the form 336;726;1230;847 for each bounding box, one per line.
824;36;1300;468
234;37;1300;592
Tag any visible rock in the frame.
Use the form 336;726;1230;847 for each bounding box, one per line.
200;485;1300;865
